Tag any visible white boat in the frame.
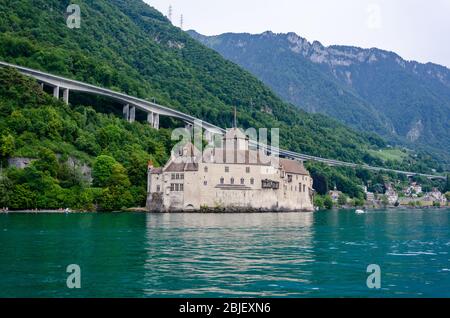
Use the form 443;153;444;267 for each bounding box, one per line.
355;209;365;214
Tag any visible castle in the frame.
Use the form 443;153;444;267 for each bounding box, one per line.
146;127;314;212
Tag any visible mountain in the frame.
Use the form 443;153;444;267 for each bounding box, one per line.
0;0;391;164
189;30;450;163
2;0;429;167
0;0;446;210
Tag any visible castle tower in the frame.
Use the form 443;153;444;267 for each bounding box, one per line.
222;107;248;151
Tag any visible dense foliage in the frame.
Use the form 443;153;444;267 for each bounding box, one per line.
190;31;450;170
0;0;394;165
0;0;446;210
0;67;171;210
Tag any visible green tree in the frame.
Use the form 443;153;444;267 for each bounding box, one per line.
0;176;12;207
108;163;131;188
33;148;58;177
314;195;324;210
93;156;134;211
337;193;348;206
324;195;333;210
99;186;133;211
352;197;365;207
9;184;35;209
92;155;117;187
0;133;15;158
381;195;389;207
311;173;328;195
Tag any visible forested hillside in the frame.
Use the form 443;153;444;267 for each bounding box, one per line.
0;67;172;210
0;0;446;210
0;0;392;163
190;31;450;168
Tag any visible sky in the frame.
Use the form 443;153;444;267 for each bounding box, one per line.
145;0;450;68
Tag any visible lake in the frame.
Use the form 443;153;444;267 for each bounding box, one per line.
0;209;449;297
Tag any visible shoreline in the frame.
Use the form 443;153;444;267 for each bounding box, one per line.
1;206;448;214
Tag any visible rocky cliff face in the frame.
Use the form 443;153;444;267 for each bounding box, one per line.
189;30;450;162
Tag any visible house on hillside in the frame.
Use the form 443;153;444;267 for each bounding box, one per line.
385;183;398;205
424;188;446;204
328;186;342;202
403;182;422;197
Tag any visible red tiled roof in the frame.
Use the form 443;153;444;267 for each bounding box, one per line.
165;162;199;172
280;158;309;175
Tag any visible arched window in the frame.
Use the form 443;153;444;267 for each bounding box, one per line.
241;178;245;185
220;177;224;184
250;178;255;185
231;177;235;185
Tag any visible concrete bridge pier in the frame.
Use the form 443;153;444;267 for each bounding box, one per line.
129;106;136;123
53;86;60;99
62;88;69;104
153;113;159;129
147;112;154;126
123;104;130;121
147;112;159;129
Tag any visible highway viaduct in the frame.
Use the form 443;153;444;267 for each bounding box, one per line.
0;61;445;180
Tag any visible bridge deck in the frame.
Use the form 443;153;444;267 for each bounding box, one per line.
0;61;445;180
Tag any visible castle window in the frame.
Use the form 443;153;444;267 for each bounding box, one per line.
170;184;174;191
157;185;161;192
303;184;306;192
175;184;179;191
204;181;208;186
241;178;245;185
180;184;184;191
171;174;175;180
246;167;250;173
204;166;208;173
220;177;224;184
180;174;184;180
250;178;255;185
176;173;179;180
225;166;229;173
287;175;293;183
231;177;235;185
299;183;302;192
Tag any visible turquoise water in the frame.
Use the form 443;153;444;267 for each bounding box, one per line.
0;209;449;298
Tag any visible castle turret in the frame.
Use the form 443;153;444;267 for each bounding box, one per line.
223;128;249;151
